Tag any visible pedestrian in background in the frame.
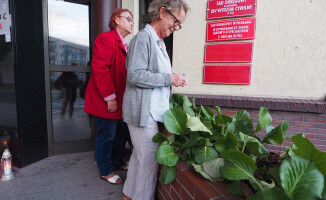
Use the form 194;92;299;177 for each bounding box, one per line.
122;0;189;199
84;8;134;184
55;62;80;119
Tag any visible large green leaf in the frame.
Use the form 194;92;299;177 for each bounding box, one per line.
192;163;221;181
233;110;250;121
159;165;177;184
192;146;219;164
262;121;289;145
265;126;274;133
182;95;192;107
214;106;224;125
201;118;213;129
239;132;269;157
202;158;224;179
220;150;257;181
247;187;290;200
323;179;326;199
179;148;192;161
186;116;212;134
163;108;187;135
215;132;239;153
201;105;214;119
280;155;324;200
258;107;272;128
196;139;206;146
183;132;199;148
183;106;195;117
167;135;175;143
268;166;282;189
192;97;198;111
292;134;326;175
227;120;254;136
152;132;168;144
226;181;242;195
222;115;233;124
170;94;183;107
155;145;178;166
172;141;184;150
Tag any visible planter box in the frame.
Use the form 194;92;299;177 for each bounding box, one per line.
156;160;246;200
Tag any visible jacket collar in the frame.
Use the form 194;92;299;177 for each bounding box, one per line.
113;29;127;53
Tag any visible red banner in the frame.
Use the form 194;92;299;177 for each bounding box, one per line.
207;0;257;20
203;65;251;85
206;17;256;42
205;42;253;63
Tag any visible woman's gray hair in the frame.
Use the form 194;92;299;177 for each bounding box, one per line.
148;0;189;21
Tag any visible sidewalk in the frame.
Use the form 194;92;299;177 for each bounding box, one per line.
0;151;128;200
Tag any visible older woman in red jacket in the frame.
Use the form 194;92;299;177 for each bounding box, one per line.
84;9;133;184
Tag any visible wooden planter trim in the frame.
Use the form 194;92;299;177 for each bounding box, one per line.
157;160;243;200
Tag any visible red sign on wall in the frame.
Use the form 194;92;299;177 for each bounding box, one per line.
205;42;253;63
207;17;256;42
207;0;257;20
203;65;251;85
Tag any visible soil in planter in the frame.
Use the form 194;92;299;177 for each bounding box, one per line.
255;152;283;180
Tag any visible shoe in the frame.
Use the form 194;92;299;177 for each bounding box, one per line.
115;163;128;171
100;173;123;185
122;193;132;200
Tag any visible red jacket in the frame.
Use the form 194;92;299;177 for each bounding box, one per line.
84;30;127;119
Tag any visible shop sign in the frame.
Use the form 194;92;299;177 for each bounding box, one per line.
207;0;257;20
203;64;251;85
207;17;256;42
0;0;11;42
205;42;253;63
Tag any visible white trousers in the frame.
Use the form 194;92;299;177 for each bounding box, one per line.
123;115;159;200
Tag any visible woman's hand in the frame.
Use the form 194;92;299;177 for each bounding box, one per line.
107;99;117;112
171;74;187;87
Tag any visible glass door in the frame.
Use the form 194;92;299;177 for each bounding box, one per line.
44;0;92;155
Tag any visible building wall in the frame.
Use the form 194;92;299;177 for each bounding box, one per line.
121;0;139;43
122;0;325;100
170;0;326;100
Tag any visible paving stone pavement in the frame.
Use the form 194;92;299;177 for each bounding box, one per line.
0;151;128;200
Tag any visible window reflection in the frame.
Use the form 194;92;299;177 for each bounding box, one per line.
51;71;91;143
48;0;89;66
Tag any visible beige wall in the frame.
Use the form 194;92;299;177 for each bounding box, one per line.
124;0;326;100
122;0;139;43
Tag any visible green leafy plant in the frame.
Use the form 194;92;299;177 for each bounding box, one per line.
153;94;326;200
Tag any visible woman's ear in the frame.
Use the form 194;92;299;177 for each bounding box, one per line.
114;16;120;26
159;7;165;20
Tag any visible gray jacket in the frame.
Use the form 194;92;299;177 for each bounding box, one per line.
122;28;172;127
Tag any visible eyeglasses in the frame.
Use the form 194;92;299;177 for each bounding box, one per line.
119;16;134;23
163;6;182;30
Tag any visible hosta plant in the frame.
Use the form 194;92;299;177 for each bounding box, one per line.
153;94;326;200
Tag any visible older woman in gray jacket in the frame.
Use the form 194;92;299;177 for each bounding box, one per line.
122;0;189;199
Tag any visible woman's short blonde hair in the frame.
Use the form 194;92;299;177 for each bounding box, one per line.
148;0;189;22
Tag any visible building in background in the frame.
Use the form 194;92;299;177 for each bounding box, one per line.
49;36;89;66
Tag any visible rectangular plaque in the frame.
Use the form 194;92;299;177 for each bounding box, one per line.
207;17;256;42
207;0;257;20
205;42;253;63
203;65;251;85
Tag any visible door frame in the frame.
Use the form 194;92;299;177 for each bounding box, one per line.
42;0;93;156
